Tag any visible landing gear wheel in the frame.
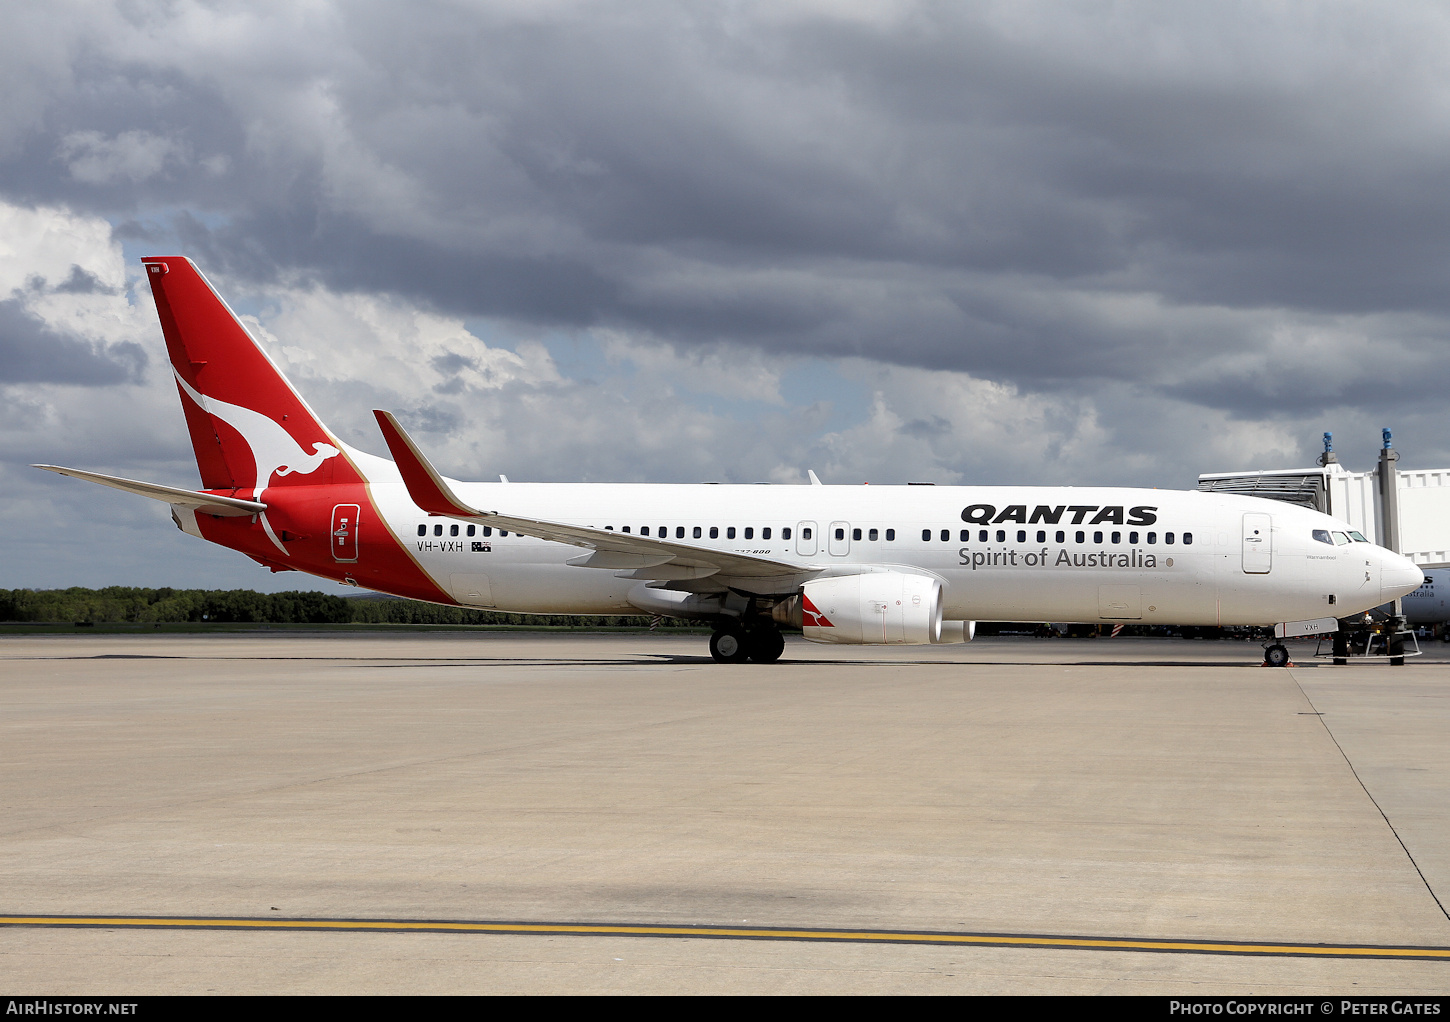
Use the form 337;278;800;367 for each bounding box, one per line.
746;628;786;663
1264;643;1291;668
709;628;751;664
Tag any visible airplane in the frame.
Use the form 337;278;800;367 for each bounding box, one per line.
33;257;1426;664
1402;573;1450;633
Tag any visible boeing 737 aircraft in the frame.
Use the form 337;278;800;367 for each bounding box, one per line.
35;258;1426;663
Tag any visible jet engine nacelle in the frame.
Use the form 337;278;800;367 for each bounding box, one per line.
799;572;943;644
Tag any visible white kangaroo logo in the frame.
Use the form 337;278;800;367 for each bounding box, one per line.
175;371;340;554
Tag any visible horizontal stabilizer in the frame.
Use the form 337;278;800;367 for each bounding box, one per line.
33;465;267;517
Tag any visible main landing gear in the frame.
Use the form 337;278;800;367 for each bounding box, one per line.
708;624;786;664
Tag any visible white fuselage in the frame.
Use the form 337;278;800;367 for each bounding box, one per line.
359;465;1421;626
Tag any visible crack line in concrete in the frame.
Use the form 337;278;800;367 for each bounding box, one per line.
1292;671;1450;923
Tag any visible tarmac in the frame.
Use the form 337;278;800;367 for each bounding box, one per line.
2;631;1448;995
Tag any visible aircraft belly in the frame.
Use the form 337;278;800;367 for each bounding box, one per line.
487;564;636;615
949;563;1222;624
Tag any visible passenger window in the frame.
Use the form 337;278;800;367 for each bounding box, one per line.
885;529;894;541
605;526;614;531
996;530;1006;542
1147;532;1157;544
803;527;812;540
782;527;791;540
941;530;950;542
500;531;508;537
726;527;735;539
1332;531;1349;545
483;527;492;537
434;524;443;536
1075;531;1085;543
623;526;631;533
1165;533;1175;544
1017;530;1026;543
694;527;703;539
450;524;459;536
1111;531;1120;544
641;526;650;536
744;527;753;539
852;528;861;541
676;527;685;539
417;525;426;536
1036;530;1046;543
467;525;475;537
868;528;878;541
1129;531;1138;544
960;529;969;542
835;528;845;540
922;529;931;541
764;527;773;540
1056;531;1065;543
1183;532;1193;545
1093;531;1102;543
978;530;987;542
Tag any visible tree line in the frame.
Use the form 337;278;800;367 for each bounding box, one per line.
0;587;686;628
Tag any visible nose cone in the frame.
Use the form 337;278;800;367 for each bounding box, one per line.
1381;553;1425;603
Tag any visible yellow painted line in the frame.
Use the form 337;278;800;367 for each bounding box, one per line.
3;915;1449;960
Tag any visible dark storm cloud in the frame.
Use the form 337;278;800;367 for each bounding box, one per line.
0;299;145;385
52;264;116;294
6;1;1450;417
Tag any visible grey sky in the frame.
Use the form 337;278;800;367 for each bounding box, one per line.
3;1;1449;591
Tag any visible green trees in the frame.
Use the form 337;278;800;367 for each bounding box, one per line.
0;588;684;628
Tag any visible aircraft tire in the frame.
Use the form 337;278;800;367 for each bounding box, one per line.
746;627;786;663
709;627;751;664
1264;643;1290;668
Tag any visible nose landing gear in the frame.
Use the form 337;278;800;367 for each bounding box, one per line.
1263;642;1291;668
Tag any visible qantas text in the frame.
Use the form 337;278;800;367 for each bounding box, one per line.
961;504;1158;526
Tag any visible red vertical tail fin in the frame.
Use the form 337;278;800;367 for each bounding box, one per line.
142;257;363;495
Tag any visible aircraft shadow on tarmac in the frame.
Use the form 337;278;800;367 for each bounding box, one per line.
18;651;1285;669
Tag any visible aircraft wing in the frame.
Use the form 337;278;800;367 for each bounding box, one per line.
373;411;819;592
32;465;267;518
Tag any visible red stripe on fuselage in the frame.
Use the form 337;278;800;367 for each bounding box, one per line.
193;482;458;604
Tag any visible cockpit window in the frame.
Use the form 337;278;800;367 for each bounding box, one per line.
1332;531;1350;545
1312;529;1333;545
1348;531;1368;543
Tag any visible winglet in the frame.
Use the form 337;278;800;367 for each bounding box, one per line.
372;410;482;517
